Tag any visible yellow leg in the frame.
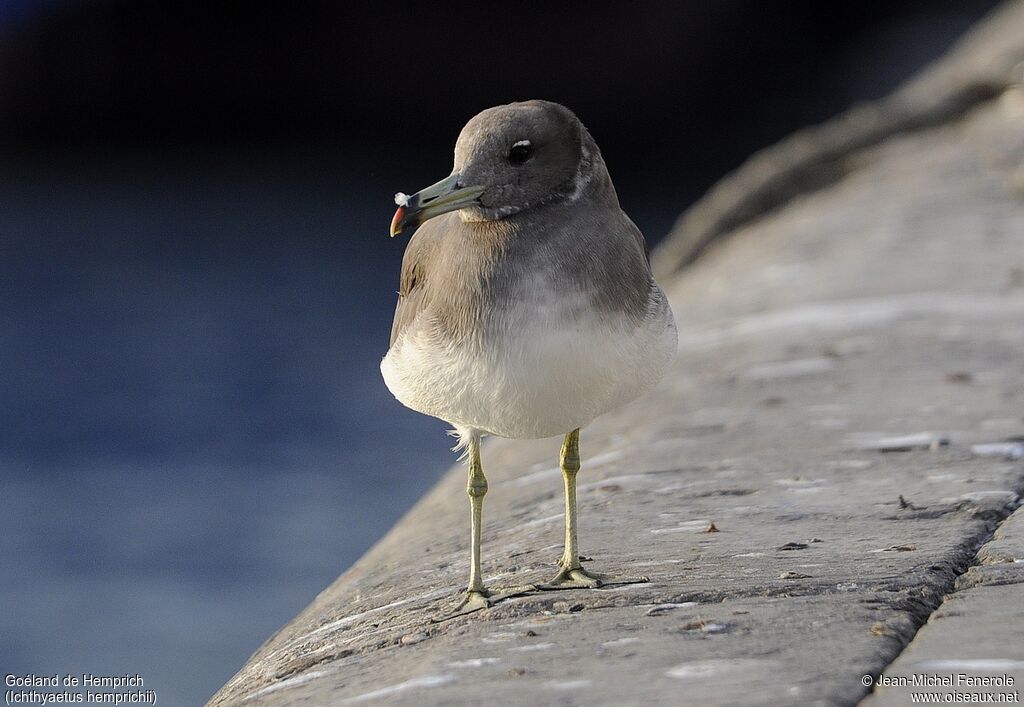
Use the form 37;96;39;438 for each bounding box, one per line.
433;432;535;622
466;432;488;593
539;429;649;590
559;429;584;572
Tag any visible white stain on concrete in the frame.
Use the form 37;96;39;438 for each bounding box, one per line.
651;520;713;535
481;632;518;644
971;442;1024;460
242;670;331;701
951;491;1019;503
849;432;949;451
645;602;698;616
545;680;592;690
666;659;770;679
631;558;685;567
509;642;555;652
342;674;454;704
604;582;658;592
448;658;500;669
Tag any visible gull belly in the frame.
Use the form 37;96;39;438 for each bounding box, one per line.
381;285;677;439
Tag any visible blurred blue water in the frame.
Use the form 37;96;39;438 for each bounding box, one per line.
0;151;461;704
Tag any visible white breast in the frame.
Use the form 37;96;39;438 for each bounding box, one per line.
381;283;677;440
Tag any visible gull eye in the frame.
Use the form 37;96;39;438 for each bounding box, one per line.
508;140;533;165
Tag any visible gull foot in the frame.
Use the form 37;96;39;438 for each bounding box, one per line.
536;566;649;591
431;585;536;623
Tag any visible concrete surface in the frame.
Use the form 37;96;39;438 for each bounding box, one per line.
210;3;1024;705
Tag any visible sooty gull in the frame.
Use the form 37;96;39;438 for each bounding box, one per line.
383;100;677;618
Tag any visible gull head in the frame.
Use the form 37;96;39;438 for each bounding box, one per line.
390;100;600;236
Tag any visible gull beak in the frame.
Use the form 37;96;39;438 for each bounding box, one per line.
390;173;485;237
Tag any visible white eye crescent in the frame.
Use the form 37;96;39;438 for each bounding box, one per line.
508;140;534;165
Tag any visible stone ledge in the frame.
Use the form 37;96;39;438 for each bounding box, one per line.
210;3;1024;704
651;0;1024;279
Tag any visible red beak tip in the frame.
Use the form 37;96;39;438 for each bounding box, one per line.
390;206;406;237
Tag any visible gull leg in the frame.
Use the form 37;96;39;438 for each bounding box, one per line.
433;432;534;622
538;429;649;590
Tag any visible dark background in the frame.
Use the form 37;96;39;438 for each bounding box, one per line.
0;1;999;704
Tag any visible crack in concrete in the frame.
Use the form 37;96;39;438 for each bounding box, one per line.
855;486;1023;705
